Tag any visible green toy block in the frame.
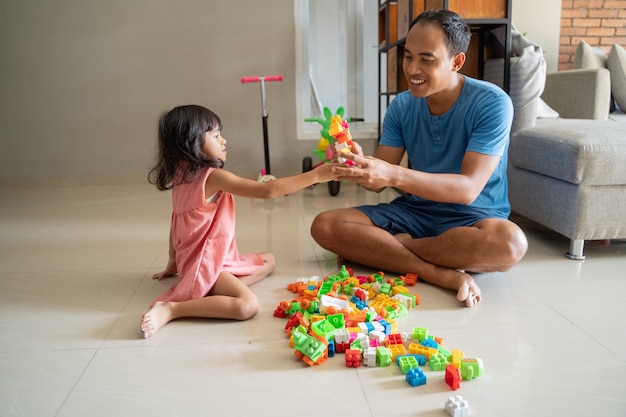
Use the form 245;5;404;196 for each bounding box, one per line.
412;327;428;342
396;303;408;318
326;313;345;329
460;358;484;380
380;283;392;296
350;339;364;351
429;352;448;371
318;281;334;296
310;319;334;341
338;265;351;279
343;283;354;295
293;328;326;363
371;273;384;283
437;345;451;358
376;346;392;367
385;305;398;320
398;355;419;374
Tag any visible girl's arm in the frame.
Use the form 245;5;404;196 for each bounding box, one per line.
152;225;177;280
206;164;336;200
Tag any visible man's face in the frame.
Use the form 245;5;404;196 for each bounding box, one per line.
402;22;461;99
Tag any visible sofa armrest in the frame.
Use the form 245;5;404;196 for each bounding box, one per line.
541;68;610;120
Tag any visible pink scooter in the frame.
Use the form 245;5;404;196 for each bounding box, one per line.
241;74;283;182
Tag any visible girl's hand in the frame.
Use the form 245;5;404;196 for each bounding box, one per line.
152;258;177;281
315;163;340;183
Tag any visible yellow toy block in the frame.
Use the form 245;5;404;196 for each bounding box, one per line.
391;285;410;296
387;343;407;360
451;349;465;369
408;343;437;359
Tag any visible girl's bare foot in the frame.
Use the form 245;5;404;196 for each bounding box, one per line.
140;302;173;338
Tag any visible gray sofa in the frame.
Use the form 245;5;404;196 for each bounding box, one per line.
507;67;626;259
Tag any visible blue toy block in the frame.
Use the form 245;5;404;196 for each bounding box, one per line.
405;367;427;387
422;337;439;349
327;340;336;357
378;320;392;334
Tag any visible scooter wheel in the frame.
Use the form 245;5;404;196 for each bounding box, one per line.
303;157;316;189
302;156;313;172
328;180;340;196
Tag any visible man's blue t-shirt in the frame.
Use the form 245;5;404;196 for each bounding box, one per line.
380;76;514;218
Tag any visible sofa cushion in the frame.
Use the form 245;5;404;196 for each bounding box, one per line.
510;119;626;185
574;40;606;69
537;98;559;119
607;44;626;111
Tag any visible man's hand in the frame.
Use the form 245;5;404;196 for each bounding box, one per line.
331;152;398;192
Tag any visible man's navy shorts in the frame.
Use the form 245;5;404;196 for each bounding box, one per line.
355;195;507;238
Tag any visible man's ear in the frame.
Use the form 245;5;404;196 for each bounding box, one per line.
452;52;466;72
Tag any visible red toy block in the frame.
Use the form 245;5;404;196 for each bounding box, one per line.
335;342;349;353
445;364;461;390
345;349;362;368
387;333;403;345
403;273;418;286
273;307;287;318
284;311;303;333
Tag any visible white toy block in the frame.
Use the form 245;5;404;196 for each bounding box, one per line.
445;395;469;417
334;328;350;344
363;347;377;366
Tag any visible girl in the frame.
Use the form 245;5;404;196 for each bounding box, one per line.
141;104;336;338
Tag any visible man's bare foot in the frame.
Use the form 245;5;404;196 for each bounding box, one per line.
140;302;173;338
455;274;481;307
434;268;481;307
394;233;481;307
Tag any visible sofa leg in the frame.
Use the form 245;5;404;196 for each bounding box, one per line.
566;239;586;260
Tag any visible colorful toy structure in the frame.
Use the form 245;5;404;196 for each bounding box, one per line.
303;107;356;196
328;114;354;165
273;266;485;392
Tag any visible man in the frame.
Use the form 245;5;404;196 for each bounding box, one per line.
311;10;528;307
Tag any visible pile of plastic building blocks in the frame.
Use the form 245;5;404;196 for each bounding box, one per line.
273;266;484;391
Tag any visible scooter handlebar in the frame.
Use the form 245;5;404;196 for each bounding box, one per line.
240;75;283;83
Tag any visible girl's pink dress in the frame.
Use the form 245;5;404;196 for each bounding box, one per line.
151;167;263;306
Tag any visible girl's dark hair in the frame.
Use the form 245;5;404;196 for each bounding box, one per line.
410;9;471;57
148;105;224;190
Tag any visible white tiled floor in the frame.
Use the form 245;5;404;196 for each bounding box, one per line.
1;182;625;417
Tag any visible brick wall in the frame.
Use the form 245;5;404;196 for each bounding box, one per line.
559;0;626;70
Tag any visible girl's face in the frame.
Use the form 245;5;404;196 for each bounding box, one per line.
202;128;227;163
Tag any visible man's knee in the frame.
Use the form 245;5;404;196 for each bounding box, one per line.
310;210;338;244
498;224;528;270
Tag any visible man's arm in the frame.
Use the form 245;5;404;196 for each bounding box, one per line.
335;150;500;205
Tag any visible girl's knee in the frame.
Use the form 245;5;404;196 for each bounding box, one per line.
237;296;260;320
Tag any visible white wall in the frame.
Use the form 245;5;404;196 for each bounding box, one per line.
512;0;562;73
0;0;563;186
0;0;313;186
